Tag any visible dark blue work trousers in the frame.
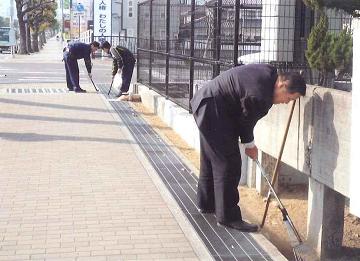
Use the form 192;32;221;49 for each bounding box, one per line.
63;52;80;90
120;60;135;93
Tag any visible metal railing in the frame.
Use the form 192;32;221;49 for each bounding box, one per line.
79;30;137;55
137;0;353;111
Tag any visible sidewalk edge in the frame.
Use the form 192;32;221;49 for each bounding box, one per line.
98;94;214;261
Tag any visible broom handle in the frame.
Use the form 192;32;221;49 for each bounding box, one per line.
107;78;114;95
255;159;302;244
260;99;297;228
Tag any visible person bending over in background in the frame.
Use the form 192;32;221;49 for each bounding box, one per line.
100;41;136;98
63;41;99;93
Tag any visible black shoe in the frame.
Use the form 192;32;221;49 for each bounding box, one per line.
217;220;258;232
198;208;215;214
74;88;86;93
115;92;129;98
68;88;74;91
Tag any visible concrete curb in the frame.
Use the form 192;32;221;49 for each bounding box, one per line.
98;93;214;261
136;83;288;261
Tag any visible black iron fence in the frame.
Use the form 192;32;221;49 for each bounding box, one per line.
138;0;352;110
79;31;138;56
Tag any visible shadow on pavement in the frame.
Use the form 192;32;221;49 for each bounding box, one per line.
0;98;111;113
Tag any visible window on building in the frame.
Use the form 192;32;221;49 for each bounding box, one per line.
129;1;132;6
129;12;133;17
129;7;133;17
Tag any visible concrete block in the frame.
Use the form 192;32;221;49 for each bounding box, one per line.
246;157;256;188
350;18;360;217
307;178;345;259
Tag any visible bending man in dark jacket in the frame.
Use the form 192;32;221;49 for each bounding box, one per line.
190;64;306;232
100;41;136;98
63;41;99;93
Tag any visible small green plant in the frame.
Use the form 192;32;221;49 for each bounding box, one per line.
330;28;353;79
306;14;335;85
303;0;360;17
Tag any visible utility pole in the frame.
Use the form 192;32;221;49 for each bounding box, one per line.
61;0;64;41
78;14;80;39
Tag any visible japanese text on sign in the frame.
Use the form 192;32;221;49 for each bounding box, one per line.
93;0;112;37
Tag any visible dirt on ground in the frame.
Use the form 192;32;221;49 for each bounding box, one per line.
129;101;360;261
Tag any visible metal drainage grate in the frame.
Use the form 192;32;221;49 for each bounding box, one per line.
6;88;68;94
98;84;275;261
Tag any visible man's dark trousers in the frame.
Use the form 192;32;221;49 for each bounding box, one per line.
120;60;135;93
194;97;243;223
64;52;80;90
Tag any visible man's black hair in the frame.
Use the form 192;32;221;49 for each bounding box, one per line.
279;71;306;96
100;41;111;49
91;41;100;48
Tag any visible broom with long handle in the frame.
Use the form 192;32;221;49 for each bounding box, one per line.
255;159;304;261
89;76;99;92
107;77;114;95
260;99;296;228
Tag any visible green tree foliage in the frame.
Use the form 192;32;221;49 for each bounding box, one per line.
15;0;56;54
305;14;335;85
303;0;360;17
330;28;353;78
0;16;10;27
28;0;57;52
304;0;355;85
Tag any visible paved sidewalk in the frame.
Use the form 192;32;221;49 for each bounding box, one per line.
0;39;203;260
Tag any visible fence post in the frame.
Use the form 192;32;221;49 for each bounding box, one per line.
136;4;140;83
212;2;218;77
149;0;153;86
165;0;170;98
213;0;222;77
233;0;240;66
189;0;195;112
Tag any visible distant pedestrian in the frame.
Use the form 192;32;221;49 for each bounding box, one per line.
100;41;136;98
63;41;100;93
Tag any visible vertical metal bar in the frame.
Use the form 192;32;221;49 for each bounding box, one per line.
149;0;153;85
92;0;95;41
189;0;195;112
233;0;240;66
78;15;81;39
215;0;222;75
212;3;217;78
61;0;64;42
110;0;113;44
165;0;170;98
136;3;140;83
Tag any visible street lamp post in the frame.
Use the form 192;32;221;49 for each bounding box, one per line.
78;14;81;39
10;0;14;57
61;0;64;41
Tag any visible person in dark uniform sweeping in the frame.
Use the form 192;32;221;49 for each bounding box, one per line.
190;63;306;232
63;41;100;93
100;41;136;98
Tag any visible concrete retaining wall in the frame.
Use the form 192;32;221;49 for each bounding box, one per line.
255;86;351;197
138;83;353;198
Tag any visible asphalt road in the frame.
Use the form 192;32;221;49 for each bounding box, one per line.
0;55;113;86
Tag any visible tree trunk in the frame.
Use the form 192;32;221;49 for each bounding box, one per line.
42;32;47;44
16;12;28;54
26;23;33;53
31;30;39;52
38;31;44;49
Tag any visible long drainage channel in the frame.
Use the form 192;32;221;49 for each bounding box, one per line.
100;84;275;261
